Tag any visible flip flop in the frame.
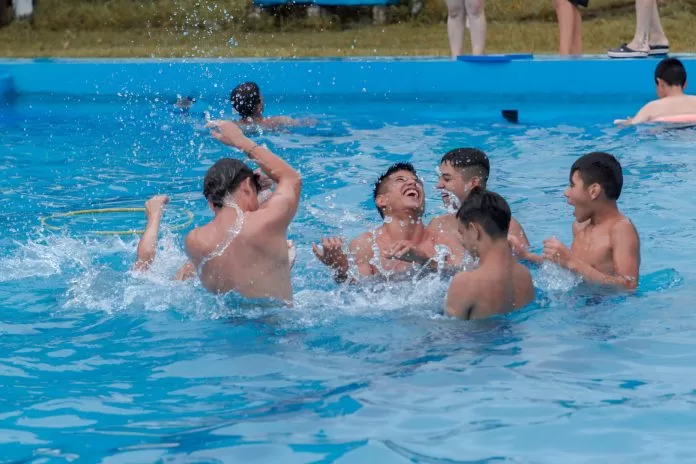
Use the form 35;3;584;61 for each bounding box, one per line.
649;44;670;56
608;43;648;58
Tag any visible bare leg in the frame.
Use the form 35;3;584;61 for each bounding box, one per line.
648;0;668;46
555;0;575;55
465;0;486;56
570;5;583;55
627;0;654;52
446;0;466;58
133;195;169;271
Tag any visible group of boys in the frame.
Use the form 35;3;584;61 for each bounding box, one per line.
134;57;696;320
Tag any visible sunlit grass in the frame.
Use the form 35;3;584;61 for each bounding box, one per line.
0;0;694;57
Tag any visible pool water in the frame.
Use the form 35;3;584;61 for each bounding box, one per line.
0;92;693;462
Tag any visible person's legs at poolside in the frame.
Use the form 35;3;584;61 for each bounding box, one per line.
446;0;467;58
465;0;486;56
609;0;668;57
555;0;574;55
571;5;583;55
648;0;668;49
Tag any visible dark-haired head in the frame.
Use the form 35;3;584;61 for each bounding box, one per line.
373;162;423;219
569;152;623;201
441;148;490;181
437;148;490;207
655;58;687;88
230;82;263;120
455;187;511;241
203;158;261;209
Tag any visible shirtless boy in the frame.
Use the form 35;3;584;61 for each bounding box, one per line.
615;58;696;125
517;152;640;290
312;162;436;282
133;120;302;303
445;187;534;320
231;82;304;130
412;148;529;268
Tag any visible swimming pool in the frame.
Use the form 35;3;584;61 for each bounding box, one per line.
1;58;695;462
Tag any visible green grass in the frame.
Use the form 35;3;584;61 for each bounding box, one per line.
0;0;694;57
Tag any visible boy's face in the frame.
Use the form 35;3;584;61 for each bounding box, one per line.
376;170;425;218
436;163;480;208
457;221;480;256
564;170;596;222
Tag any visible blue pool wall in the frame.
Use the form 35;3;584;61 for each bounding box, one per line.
1;56;696;103
0;72;12;101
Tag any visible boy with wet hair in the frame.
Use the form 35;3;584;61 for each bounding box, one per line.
615;58;696;125
446;187;534;320
406;148;529;269
313;162;435;282
134;120;301;303
230;81;305;129
516;152;640;290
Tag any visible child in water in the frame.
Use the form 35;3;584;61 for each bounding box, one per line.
230;82;310;130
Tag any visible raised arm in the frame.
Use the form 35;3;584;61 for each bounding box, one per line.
207;120;301;229
133;195;169;271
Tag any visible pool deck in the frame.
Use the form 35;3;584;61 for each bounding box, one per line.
1;55;695;101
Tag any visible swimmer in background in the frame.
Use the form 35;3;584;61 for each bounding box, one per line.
231;82;312;130
615;58;696;125
446;188;534;320
174;95;196;112
133;120;301;303
514;152;640;291
312;162;437;282
392;148;530;269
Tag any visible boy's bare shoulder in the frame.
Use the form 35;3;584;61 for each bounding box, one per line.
610;214;638;236
185;224;217;259
428;214;457;231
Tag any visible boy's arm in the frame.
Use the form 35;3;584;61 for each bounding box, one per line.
509;235;544;264
312;234;375;283
208;120;301;230
173;261;196;281
567;221;640;290
615;102;656;125
509;217;530;249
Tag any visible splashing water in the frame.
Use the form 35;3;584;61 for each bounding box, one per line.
2;91;695;462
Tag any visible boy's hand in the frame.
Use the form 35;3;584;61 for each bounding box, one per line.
542;237;572;267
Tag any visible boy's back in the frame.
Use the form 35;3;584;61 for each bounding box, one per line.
446;257;533;320
443;187;535;321
616;58;696;125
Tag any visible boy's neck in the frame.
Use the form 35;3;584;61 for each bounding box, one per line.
588;201;620;226
477;237;511;265
663;87;685;98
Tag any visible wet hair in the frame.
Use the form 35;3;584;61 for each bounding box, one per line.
570;152;623;201
655;58;687;88
455;187;511;240
203;158;261;208
440;148;490;186
230;82;262;119
373;162;418;218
